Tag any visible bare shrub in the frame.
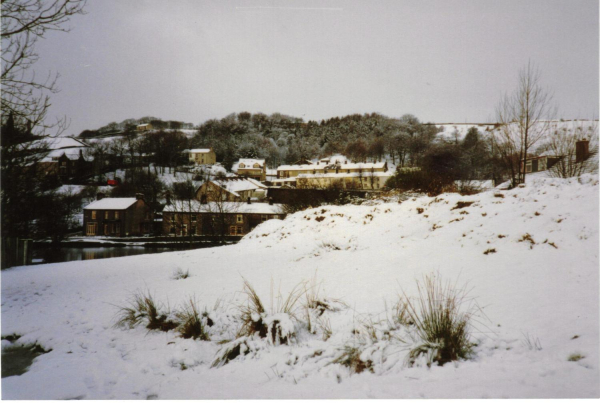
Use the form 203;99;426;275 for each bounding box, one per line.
176;299;210;340
402;274;477;366
172;268;190;280
237;279;303;345
115;290;178;332
333;345;373;374
521;332;542;351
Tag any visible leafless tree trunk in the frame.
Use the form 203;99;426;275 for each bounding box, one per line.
495;62;556;186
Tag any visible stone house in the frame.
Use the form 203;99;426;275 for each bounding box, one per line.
162;200;284;236
83;193;153;237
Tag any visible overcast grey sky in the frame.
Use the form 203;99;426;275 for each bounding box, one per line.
34;0;598;135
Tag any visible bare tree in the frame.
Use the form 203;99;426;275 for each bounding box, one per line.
495;62;556;186
2;0;86;132
1;0;86;246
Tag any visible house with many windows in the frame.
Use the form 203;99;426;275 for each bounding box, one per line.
83;193;153;237
162;200;284;237
275;157;390;190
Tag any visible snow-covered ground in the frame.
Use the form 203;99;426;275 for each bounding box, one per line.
2;175;598;399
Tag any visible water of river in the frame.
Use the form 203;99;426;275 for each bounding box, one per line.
32;245;207;265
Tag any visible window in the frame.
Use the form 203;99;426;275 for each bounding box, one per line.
115;223;121;235
237;226;243;234
526;161;532;173
91;210;96;220
105;211;109;220
115;211;119;220
104;224;109;235
239;163;245;168
86;223;97;235
236;214;243;223
229;226;237;235
191;215;197;222
253;163;260;168
261;215;267;222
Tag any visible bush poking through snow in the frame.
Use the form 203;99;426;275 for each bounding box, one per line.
333;345;374;374
175;299;210;340
521;332;542;351
567;353;585;362
172;268;190;280
451;201;475;210
402;275;476;367
115;290;178;332
237;279;303;345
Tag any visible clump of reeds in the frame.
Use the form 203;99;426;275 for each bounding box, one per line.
403;274;476;367
115;290;178;332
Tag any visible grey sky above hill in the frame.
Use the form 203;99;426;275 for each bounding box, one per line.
33;0;598;136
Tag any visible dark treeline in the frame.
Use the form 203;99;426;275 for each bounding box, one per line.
190;112;448;170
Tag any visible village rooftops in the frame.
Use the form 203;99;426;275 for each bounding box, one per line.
164;200;283;215
296;171;393;179
40;148;91;162
238;159;265;167
205;177;267;197
278;161;387;171
84;198;138;210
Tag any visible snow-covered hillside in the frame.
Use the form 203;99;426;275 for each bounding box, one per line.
2;175;598;399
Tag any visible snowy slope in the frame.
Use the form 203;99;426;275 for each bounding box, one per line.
1;175;598;399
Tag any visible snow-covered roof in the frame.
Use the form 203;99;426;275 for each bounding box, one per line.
30;136;89;151
238;159;265;168
40;147;92;162
186;149;212;153
297;171;393;179
206;178;267;197
319;155;348;164
84;198;138;210
164;201;283;215
278;161;387;171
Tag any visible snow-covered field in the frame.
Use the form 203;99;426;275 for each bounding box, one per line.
2;175;598;399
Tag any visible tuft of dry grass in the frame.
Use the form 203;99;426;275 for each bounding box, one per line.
333;345;373;374
172;268;190;280
402;274;476;367
115;290;177;332
237;279;303;345
176;299;210;340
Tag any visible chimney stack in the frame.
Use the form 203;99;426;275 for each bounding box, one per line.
247;197;251;204
136;193;144;201
165;191;172;205
576;139;590;163
268;197;273;205
97;192;105;200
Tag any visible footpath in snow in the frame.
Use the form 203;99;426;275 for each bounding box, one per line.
1;175;598;399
